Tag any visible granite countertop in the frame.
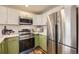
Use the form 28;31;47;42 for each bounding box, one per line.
0;34;19;43
33;32;47;36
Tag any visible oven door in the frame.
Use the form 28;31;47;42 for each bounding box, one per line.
19;37;35;53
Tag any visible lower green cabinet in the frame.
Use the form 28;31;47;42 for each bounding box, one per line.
0;41;5;54
39;35;47;51
35;34;40;47
35;34;47;51
7;37;19;54
1;41;6;53
0;43;2;53
0;36;19;54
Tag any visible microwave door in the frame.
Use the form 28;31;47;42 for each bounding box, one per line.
19;18;33;25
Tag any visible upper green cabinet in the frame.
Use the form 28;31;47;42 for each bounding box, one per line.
0;36;19;54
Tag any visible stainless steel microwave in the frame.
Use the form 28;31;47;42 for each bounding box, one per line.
19;18;33;25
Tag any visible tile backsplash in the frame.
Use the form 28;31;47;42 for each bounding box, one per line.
0;25;18;36
0;25;33;36
0;25;47;37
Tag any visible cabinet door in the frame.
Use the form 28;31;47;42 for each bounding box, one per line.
33;15;42;25
1;41;4;54
0;43;2;53
35;34;39;47
1;40;7;54
7;8;19;25
33;15;37;25
0;40;6;54
0;6;7;24
33;15;47;25
7;37;19;54
39;35;47;51
37;15;42;25
41;14;47;25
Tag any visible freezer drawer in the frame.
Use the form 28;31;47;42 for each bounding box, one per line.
58;43;77;54
47;40;56;54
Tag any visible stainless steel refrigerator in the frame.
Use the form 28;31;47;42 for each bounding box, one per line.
47;7;78;54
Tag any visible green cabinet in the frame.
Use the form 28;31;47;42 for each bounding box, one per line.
1;41;5;53
7;37;19;54
0;43;2;53
34;34;47;51
39;35;47;51
35;34;39;47
0;40;6;54
0;36;19;54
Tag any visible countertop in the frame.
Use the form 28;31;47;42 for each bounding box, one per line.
0;32;47;43
33;32;47;36
0;34;19;43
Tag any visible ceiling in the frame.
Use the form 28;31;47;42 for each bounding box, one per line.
3;5;58;14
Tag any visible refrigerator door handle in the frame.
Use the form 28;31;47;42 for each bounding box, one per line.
55;24;58;54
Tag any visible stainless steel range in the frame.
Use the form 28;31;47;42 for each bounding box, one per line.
19;29;34;40
19;29;35;53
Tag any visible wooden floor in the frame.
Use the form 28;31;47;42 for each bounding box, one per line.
29;46;46;54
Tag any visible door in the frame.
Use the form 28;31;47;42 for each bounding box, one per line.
7;37;19;54
47;8;77;54
19;38;34;52
33;15;42;25
33;15;37;25
39;35;47;51
47;40;56;54
1;40;6;54
0;43;2;53
35;34;39;47
0;40;6;54
0;6;7;24
58;43;76;54
47;12;57;53
7;8;19;25
57;8;77;54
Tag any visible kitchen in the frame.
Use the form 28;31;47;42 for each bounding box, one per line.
0;5;48;54
0;5;79;54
